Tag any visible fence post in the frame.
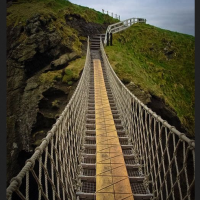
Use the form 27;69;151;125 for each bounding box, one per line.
102;9;104;14
119;15;120;21
112;13;113;18
110;33;113;46
107;32;109;46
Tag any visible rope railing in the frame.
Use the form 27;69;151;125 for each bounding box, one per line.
100;38;195;200
6;37;91;200
104;17;146;46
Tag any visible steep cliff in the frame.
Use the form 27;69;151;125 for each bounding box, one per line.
6;0;118;184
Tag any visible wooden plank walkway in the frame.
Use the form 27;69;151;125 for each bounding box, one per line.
94;59;134;200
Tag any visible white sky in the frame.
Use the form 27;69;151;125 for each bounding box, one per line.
69;0;195;36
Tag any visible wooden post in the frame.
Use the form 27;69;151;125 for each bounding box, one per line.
112;13;113;18
102;9;104;14
119;15;120;21
110;33;113;46
107;32;109;46
107;11;108;15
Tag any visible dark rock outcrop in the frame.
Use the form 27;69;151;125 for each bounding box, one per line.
50;52;80;70
126;82;187;136
6;12;108;185
147;95;187;135
65;13;109;37
126;82;151;105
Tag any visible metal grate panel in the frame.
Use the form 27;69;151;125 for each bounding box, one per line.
125;159;137;164
82;182;96;193
116;127;124;131
122;149;132;155
127;169;141;177
83;158;96;164
83;169;96;176
85;140;96;145
87;111;95;114
86;127;96;131
118;134;126;137
87;120;95;124
84;149;96;154
87;115;95;119
130;182;147;194
120;140;128;145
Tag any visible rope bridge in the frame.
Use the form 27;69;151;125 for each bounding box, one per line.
7;28;195;200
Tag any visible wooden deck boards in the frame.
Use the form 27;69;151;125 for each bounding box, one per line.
94;59;134;200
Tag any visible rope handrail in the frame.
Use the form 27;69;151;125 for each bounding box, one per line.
6;37;91;200
100;38;195;200
104;17;146;45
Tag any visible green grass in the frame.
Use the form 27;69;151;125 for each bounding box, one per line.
39;70;63;84
7;0;118;57
39;56;85;85
7;0;118;27
62;56;86;84
105;23;195;136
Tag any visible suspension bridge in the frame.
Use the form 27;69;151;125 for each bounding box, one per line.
7;18;195;200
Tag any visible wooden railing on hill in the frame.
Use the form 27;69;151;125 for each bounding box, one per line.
104;17;146;46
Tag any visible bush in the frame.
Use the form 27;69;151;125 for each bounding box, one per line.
62;68;75;83
39;71;62;84
67;81;73;86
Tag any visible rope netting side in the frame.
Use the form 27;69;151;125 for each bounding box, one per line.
6;37;91;200
100;39;195;200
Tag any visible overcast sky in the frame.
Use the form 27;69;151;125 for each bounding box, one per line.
69;0;195;36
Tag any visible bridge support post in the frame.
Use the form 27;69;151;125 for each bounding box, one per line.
110;33;113;46
107;32;109;46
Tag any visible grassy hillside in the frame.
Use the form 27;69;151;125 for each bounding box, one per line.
105;23;195;136
7;0;118;26
7;0;118;54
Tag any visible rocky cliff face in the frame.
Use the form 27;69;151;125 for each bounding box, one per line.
6;12;108;184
